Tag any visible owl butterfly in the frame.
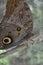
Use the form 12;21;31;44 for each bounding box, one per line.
0;0;33;49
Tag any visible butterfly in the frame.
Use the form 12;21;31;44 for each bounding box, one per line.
0;0;33;49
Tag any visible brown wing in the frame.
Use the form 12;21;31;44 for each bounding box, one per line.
0;0;33;49
2;0;19;20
